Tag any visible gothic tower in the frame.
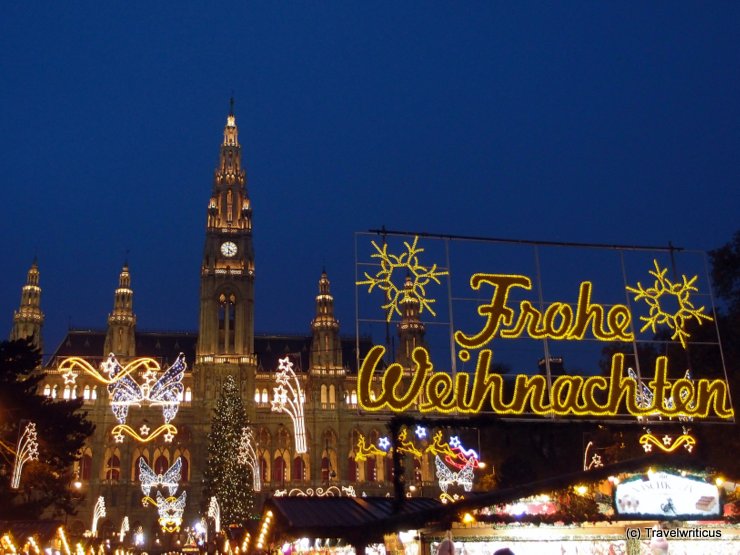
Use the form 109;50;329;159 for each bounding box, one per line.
310;271;342;370
197;100;255;361
397;275;425;368
10;259;44;351
104;264;136;356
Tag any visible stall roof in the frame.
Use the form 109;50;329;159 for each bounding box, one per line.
266;496;441;540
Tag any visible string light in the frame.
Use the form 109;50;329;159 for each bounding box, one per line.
453;274;633;348
270;357;307;453
272;486;356;497
639;427;696;453
237;427;261;492
10;422;38;489
208;496;220;533
358;345;733;418
91;496;106;537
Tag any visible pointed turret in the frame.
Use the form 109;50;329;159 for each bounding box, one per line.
310;271;342;370
104;264;136;357
397;275;425;367
11;259;44;351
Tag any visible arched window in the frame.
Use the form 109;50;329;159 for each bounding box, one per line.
321;456;331;482
72;386;78;399
293;457;305;482
178;389;184;401
260;456;269;484
105;450;121;481
273;456;287;486
43;384;51;397
83;385;90;400
185;388;192;402
321;384;327;406
180;455;189;482
63;386;71;399
218;292;236;354
254;390;260;404
52;385;58;398
80;448;93;481
347;456;357;482
154;453;169;475
133;453;149;482
365;457;376;482
350;390;357;406
91;387;97;400
261;389;268;403
329;385;336;405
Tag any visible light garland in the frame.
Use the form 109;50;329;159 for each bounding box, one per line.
10;422;38;489
270;357;307;453
119;517;129;543
273;485;356;497
208;496;220;533
91;496;106;537
58;354;186;443
237;427;261;492
640;427;696;453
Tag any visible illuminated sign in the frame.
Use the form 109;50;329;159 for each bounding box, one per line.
615;471;720;518
356;235;733;420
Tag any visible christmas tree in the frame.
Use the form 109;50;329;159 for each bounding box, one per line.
203;375;255;525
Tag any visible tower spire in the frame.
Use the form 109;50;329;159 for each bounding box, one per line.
104;264;136;356
310;270;342;370
10;260;44;351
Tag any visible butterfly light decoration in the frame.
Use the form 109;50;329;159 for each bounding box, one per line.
104;353;186;441
139;457;182;497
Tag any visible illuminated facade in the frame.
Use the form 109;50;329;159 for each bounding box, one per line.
7;105;437;536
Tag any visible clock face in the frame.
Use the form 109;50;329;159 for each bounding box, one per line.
220;241;237;258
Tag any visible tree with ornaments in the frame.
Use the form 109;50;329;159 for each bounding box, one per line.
203;375;255;525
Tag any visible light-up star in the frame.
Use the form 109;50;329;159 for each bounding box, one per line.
685;444;693;453
142;369;158;387
378;437;391;450
591;454;603;468
114;433;125;444
101;355;118;376
662;435;673;446
643;443;652;453
140;424;150;437
415;426;427;439
164;431;175;443
449;436;461;449
62;370;78;385
271;385;288;410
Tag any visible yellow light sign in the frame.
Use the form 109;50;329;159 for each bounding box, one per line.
358;345;733;418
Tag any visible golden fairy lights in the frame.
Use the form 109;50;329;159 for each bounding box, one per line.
356;236;733;420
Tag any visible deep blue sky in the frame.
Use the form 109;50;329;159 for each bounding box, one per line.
1;3;738;357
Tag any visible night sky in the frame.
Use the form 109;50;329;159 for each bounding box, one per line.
1;3;738;358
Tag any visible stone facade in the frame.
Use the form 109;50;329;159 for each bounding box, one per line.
10;106;435;537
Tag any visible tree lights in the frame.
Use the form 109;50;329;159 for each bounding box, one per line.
10;422;38;489
270;357;307;453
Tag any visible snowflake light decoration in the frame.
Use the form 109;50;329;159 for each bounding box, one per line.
271;357;307;453
238;427;261;492
378;436;391;451
626;260;713;349
10;422;38;489
357;236;448;321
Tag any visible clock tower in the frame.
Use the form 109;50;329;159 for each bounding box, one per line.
197;100;255;364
